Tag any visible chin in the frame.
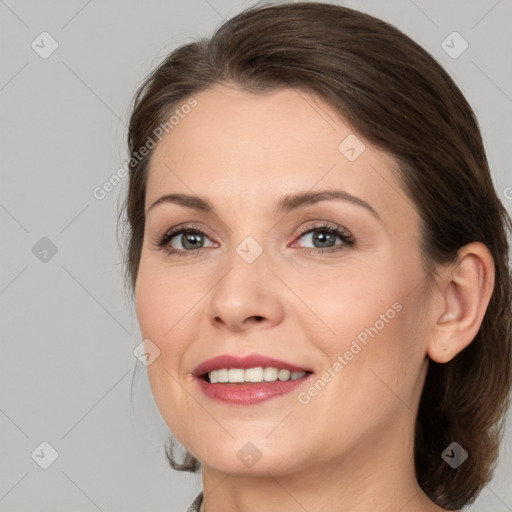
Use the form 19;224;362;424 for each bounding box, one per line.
190;437;303;476
201;454;297;477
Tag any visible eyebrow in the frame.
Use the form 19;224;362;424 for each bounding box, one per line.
146;190;381;222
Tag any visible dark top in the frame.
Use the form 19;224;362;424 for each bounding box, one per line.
187;491;203;512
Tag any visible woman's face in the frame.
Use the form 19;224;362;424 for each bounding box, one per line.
135;85;434;476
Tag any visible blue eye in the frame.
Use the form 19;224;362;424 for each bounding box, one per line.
155;226;216;256
293;224;354;253
154;222;354;257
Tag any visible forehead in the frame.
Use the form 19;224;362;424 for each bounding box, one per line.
145;85;412;225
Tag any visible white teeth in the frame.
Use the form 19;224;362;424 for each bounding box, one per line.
207;367;307;384
227;368;245;383
278;369;290;381
245;367;263;382
263;367;278;381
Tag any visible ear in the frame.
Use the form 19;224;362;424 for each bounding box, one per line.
427;242;495;363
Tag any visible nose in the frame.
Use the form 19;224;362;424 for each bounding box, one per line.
206;253;285;333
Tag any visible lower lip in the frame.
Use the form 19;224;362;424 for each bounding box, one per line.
196;374;313;405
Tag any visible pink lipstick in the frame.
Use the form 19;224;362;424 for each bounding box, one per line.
193;353;314;405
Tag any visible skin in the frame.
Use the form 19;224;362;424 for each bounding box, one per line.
134;84;495;512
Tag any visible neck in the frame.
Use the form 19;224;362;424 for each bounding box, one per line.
198;413;448;512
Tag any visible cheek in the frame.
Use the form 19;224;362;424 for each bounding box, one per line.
302;259;426;387
134;260;210;384
135;269;166;341
135;266;199;437
135;258;202;340
292;263;404;343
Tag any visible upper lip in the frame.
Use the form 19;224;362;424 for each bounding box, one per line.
193;353;313;377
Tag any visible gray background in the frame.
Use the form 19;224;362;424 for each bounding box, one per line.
0;0;511;510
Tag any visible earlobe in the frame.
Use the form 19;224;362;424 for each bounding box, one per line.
426;242;495;364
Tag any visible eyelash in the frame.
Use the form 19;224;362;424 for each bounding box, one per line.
153;222;355;257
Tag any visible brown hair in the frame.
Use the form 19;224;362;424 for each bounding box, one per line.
118;2;512;509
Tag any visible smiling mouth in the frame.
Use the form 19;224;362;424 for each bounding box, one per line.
196;366;315;405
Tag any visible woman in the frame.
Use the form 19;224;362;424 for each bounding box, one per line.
119;2;512;511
